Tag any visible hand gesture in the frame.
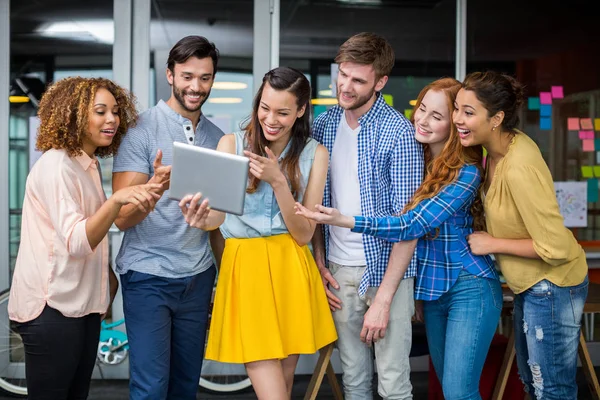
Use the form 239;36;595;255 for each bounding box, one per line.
243;147;285;185
179;192;211;230
361;300;390;346
467;231;495;256
112;183;162;213
317;264;342;311
294;202;355;229
149;149;172;191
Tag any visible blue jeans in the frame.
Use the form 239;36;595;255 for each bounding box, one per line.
121;267;216;400
424;270;502;400
513;276;588;400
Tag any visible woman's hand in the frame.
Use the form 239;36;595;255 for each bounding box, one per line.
294;202;355;229
244;147;286;186
111;183;162;213
467;231;497;255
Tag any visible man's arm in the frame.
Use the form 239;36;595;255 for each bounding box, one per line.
361;239;417;345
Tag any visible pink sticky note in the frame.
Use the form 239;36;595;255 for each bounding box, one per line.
583;139;595;152
551;86;564;99
568;118;580;130
540;92;552;104
581;118;594;130
581;130;596;139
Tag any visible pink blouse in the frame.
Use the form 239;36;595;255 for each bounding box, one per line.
8;149;109;322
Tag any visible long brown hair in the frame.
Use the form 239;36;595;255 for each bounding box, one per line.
243;67;311;200
403;77;486;231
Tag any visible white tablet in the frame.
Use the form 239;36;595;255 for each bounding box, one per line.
169;141;249;216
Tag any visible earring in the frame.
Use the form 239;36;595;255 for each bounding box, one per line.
492;125;497;131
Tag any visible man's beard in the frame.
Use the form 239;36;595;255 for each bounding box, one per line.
337;87;376;111
173;84;210;113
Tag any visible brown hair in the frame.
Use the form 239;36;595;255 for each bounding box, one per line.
334;32;395;79
167;35;219;75
36;77;138;158
462;71;525;131
243;67;311;200
404;77;486;231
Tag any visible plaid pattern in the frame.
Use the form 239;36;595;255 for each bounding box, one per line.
313;93;423;296
352;164;498;301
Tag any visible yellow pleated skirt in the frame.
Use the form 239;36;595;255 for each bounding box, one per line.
205;233;337;364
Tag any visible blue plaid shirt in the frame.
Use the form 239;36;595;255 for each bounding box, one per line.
313;93;423;296
352;164;498;301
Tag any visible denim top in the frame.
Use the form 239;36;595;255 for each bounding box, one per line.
220;131;319;239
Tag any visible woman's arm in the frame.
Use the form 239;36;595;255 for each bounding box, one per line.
272;145;329;246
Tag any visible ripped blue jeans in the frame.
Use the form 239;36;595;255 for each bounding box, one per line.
513;276;588;400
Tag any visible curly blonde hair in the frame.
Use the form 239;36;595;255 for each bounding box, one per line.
36;77;138;158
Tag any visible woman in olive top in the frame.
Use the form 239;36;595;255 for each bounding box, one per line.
454;71;588;399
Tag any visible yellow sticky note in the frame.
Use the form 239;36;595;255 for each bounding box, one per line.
582;166;594;178
595;118;600;131
593;166;600;177
383;94;394;107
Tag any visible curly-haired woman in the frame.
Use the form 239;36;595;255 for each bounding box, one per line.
296;78;502;400
8;77;161;400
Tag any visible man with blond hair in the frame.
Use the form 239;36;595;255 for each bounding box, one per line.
312;32;423;399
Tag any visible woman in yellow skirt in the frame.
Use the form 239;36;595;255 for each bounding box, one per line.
201;67;337;399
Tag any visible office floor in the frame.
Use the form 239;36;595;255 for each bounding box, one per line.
2;369;599;399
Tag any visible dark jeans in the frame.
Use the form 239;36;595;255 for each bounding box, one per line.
15;305;100;400
121;266;216;400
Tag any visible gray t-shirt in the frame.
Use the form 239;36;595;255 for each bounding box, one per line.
113;100;224;278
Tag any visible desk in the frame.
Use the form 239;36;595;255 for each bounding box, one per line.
492;284;600;400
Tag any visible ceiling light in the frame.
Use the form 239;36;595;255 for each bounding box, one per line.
9;96;30;103
212;82;248;90
409;100;417;106
37;20;114;44
318;89;333;97
311;98;338;106
208;97;243;104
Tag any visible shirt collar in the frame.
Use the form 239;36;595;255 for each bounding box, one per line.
357;92;386;126
74;151;98;170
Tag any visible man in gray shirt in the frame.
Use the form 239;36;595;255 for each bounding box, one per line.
112;36;224;400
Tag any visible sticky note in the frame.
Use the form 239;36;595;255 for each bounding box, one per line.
589;178;599;203
580;130;595;139
551;86;564;99
581;118;594;130
582;166;594;178
540;117;552;130
540;92;552;105
540;104;552;117
595;119;600;131
595;139;600;150
383;94;394;106
583;139;595;152
593;166;600;178
568;118;580;130
404;109;413;119
528;97;540;110
597;152;600;164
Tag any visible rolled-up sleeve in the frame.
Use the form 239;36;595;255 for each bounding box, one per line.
505;164;572;266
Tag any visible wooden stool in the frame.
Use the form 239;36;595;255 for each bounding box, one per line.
492;283;600;400
304;343;343;400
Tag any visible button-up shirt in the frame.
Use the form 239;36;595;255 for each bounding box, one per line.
9;149;109;322
313;93;423;296
352;164;498;301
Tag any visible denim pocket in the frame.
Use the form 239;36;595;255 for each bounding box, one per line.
570;277;588;323
525;279;552;297
484;278;503;312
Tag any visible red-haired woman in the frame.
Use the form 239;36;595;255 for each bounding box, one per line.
296;78;502;400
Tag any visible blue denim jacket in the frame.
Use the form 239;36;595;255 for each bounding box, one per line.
220;131;319;239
